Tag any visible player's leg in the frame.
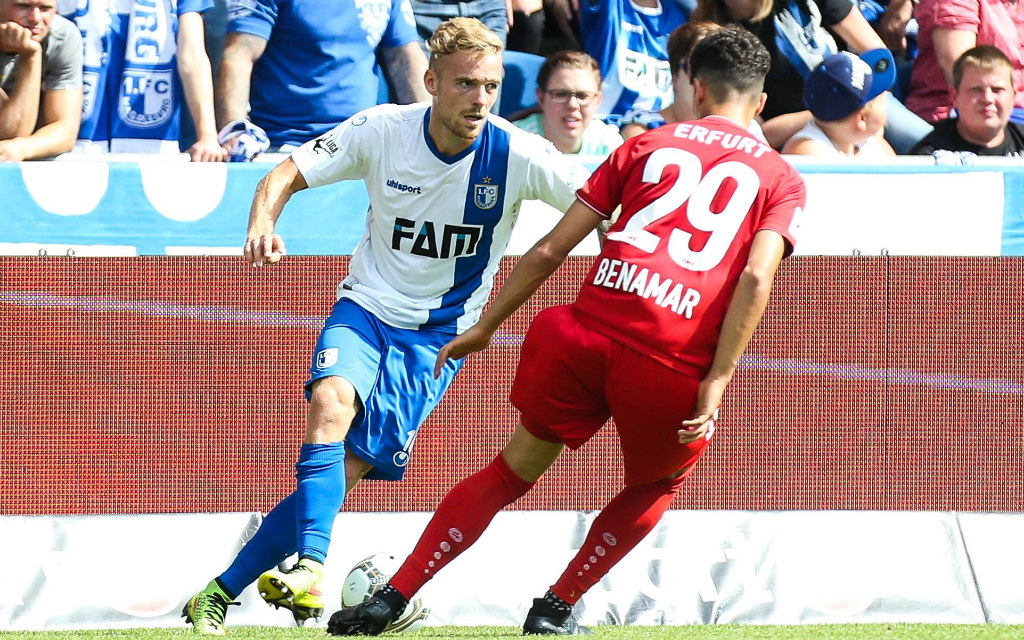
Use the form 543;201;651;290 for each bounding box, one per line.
183;455;371;635
524;347;711;635
327;424;564;636
391;424;563;589
257;300;385;622
328;305;610;637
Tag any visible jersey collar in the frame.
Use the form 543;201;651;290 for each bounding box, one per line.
423;107;484;165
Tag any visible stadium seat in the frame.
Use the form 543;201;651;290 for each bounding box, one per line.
498;50;545;118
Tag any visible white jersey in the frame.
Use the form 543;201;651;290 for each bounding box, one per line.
787;120;891;157
291;103;579;333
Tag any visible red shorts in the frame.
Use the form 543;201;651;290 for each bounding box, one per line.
510;305;712;486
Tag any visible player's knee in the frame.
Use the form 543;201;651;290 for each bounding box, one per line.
664;465;693;490
308;377;361;434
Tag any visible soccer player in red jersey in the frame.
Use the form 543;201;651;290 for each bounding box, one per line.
329;26;807;636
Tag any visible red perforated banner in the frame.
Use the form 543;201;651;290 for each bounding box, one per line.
1;257;1022;515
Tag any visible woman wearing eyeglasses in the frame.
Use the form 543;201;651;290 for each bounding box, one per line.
512;50;624;156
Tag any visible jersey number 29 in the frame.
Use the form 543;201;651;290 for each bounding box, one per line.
605;147;759;272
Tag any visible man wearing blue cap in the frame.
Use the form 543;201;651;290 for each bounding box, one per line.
782;49;897;157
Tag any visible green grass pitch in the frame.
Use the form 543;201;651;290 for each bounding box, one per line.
4;625;1024;640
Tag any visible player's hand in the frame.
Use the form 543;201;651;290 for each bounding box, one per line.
433;325;493;378
0;22;41;56
679;375;728;444
244;233;286;267
187;134;228;162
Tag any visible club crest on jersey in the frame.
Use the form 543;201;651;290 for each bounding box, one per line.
473;183;500;210
315;348;338;369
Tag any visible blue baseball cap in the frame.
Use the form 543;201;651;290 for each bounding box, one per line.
803;49;896;122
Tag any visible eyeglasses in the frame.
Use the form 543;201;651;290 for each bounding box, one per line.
543;89;597;106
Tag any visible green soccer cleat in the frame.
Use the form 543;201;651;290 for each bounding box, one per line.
182;579;239;635
258;557;325;624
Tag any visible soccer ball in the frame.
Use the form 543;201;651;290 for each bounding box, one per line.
341;553;430;632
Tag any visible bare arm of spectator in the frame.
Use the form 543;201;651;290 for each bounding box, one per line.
0;21;42;139
829;4;887;52
380;41;430;104
931;27;976;86
762;6;887;150
876;0;913;53
0;84;81;161
178;12;226;162
543;0;580;49
761;110;813;151
216;32;267;129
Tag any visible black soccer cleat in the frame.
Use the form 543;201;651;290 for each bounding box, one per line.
327;597;396;636
522;598;593;635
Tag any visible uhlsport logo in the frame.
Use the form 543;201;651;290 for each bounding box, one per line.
387;179;422;194
473;176;500;209
119;70;173;128
393;429;417;467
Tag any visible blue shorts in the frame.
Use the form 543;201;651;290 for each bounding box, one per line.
305;299;462;480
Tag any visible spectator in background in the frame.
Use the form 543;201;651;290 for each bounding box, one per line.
695;0;931;153
411;0;510;48
513;50;623;155
904;0;1024;125
217;0;430;161
0;0;81;161
620;20;723;138
555;0;690;121
507;0;543;54
61;0;225;160
911;45;1024;157
783;49;896;156
872;0;917;58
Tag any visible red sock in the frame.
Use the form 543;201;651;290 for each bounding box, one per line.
550;475;685;604
390;453;533;599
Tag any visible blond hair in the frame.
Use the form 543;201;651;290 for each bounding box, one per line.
953;45;1014;90
427;17;504;71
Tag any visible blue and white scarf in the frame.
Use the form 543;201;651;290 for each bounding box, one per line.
774;0;838;80
62;0;182;153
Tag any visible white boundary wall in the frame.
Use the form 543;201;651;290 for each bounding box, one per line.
2;510;1023;630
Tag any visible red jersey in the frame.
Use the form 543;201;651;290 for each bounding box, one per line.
573;116;806;377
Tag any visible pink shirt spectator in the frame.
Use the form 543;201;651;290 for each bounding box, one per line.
905;0;1024;122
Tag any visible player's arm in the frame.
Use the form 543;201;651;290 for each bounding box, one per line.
244;156;308;267
434;198;604;376
679;229;787;440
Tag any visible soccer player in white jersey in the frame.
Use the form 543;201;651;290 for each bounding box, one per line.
181;17;578;635
330;27;805;636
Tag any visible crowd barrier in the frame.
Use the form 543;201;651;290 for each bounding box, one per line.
2;156;1024;256
3;510;1023;630
2;158;1023;629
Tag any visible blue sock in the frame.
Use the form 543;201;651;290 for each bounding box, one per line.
294;442;347;564
218;492;298;598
